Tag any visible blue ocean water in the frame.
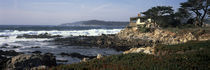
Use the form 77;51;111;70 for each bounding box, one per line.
0;25;124;31
0;25;123;64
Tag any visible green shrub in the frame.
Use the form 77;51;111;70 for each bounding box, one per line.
137;26;153;33
51;40;210;70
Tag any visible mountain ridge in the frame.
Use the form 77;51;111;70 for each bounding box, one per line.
60;20;129;27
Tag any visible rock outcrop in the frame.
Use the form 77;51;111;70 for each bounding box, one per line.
60;52;96;59
123;47;154;54
16;33;62;38
117;28;210;45
54;35;151;51
4;53;56;70
0;50;21;69
96;54;103;59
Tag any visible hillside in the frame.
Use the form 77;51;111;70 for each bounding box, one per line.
60;20;129;27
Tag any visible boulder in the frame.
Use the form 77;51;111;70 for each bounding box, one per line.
4;53;56;70
0;50;21;70
96;54;103;59
81;58;89;62
0;55;9;69
123;47;154;54
0;50;20;56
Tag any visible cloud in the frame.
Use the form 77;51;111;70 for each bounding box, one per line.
90;4;112;13
30;2;72;6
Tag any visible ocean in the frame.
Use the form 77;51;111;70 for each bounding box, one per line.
0;25;123;64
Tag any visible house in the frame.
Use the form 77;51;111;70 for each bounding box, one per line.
128;13;154;30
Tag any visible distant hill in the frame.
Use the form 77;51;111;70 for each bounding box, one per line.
60;20;129;27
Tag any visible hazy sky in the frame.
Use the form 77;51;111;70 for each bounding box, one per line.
0;0;187;25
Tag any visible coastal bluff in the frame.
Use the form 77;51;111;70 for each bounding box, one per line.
117;13;210;45
117;27;210;45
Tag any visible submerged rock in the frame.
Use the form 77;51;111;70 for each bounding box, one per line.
4;53;56;70
0;46;7;48
31;51;42;54
0;35;9;37
31;46;41;48
56;60;68;63
12;46;21;48
3;43;9;46
16;33;62;38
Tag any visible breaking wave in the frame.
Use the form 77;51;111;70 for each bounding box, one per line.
0;29;122;37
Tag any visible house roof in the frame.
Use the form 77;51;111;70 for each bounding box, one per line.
130;16;145;20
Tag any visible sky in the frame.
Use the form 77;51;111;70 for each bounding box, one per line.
0;0;187;25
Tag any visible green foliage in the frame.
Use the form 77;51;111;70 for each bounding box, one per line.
51;40;210;70
137;26;152;33
141;0;209;28
142;6;174;18
142;6;174;22
181;0;209;26
174;7;191;21
155;40;210;54
142;6;182;28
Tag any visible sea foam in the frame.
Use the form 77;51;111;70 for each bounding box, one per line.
0;29;122;37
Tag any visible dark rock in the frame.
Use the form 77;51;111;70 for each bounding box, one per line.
2;43;9;47
0;46;7;48
31;46;41;48
0;55;9;69
4;53;56;70
0;50;21;70
0;44;9;48
0;50;20;56
12;46;21;48
56;60;68;63
60;52;96;59
17;33;62;38
32;51;42;54
0;35;9;37
53;35;149;51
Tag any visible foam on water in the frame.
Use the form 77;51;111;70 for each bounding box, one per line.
0;29;122;37
0;28;123;64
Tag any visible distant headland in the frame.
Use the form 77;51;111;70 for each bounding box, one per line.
60;20;129;27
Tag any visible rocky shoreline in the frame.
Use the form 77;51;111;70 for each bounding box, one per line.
1;27;210;70
16;33;62;38
0;50;56;70
53;27;210;52
53;34;152;51
0;50;105;70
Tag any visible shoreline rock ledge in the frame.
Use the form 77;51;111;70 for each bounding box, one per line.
4;53;56;70
123;47;154;54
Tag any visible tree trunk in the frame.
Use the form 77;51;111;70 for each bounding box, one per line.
201;5;209;27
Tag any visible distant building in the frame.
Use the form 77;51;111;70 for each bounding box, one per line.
128;13;155;30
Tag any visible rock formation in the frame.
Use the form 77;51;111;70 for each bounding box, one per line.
123;47;154;54
117;28;210;45
4;53;56;70
96;54;103;59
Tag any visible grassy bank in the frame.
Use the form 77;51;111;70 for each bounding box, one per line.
51;40;210;70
